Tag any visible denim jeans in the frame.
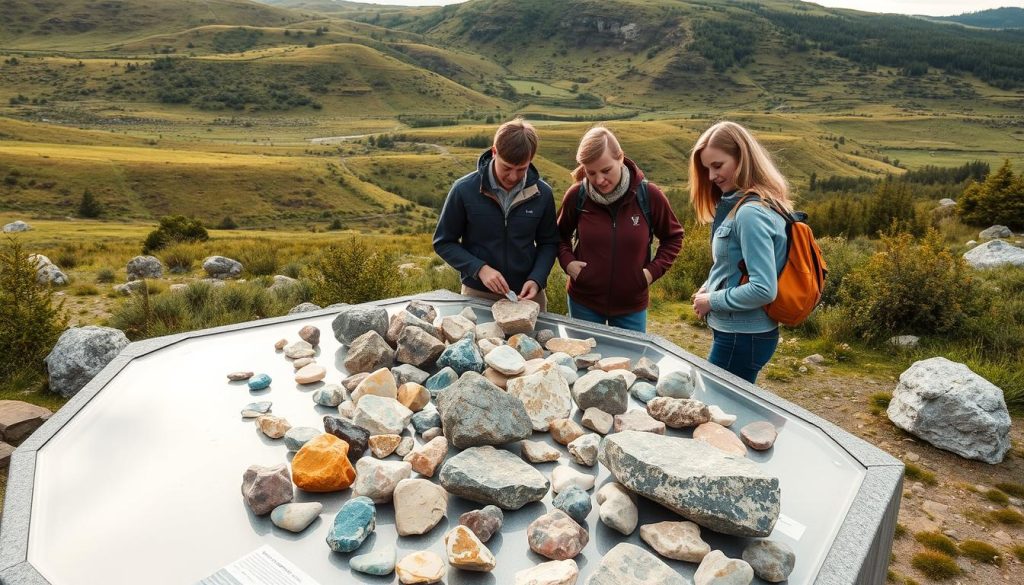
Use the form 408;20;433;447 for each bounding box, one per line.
708;328;780;384
568;297;647;333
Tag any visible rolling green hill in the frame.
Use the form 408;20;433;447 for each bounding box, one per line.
932;7;1024;29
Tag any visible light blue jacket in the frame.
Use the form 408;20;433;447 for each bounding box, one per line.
704;192;787;334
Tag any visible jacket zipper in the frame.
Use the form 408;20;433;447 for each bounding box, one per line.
607;205;618;310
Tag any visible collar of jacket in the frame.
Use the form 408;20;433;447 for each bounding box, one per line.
476;148;542;206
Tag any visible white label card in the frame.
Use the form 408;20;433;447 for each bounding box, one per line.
197;545;323;585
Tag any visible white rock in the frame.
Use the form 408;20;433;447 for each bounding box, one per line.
520;439;561;463
394;478;448;536
507;365;573;432
353;395;413;436
964;239;1024;269
596;482;638;535
640;521;711;562
708;405;737;427
694;550;754;585
581;407;613;434
567;433;600;467
551;465;595;493
352;458;412;503
513;559;579;585
484;344;527;375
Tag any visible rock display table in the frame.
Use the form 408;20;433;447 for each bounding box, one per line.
0;291;902;585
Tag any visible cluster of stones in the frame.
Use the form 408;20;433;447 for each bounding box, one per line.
234;298;792;584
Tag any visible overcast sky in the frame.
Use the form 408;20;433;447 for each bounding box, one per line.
356;0;1024;17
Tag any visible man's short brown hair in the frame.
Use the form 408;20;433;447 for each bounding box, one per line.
492;118;538;165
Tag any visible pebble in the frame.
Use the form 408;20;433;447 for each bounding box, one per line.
553;486;592;525
395;436;415;457
508;333;544;360
241;463;293;515
572;370;629;415
742;539;796;583
482;367;510;389
574;352;601;368
535;329;555;345
344;330;395;374
351;544;397;576
546;337;596;357
567;433;600;467
397;382;430;412
292;357;315;370
739;421;778;450
421;427;443;442
337;400;356;419
597;356;631;371
352;457;412;503
342;372;369;393
312;384;346;407
596;482;638;535
284;340;316;359
323;415;370;460
298;325;320;346
657;369;696;399
613;409;666;434
368;434;403;458
708;404;737;427
283;426;320;452
291;433;356;492
274;338;287;351
351;367;398;404
392;364;430;386
633;356;659;382
551;465;595;493
394;478;449;536
424;366;458;398
294;363;326;384
411;408;441;434
694;550;754;585
403;436;448;477
520;439;562;463
445;525;497;572
647;397;710;428
270;502;322;533
436;332;485;375
247;373;271;391
396;550;446;584
581;407;613;434
693;422;748;456
326;496;376;553
459;505;504;543
513;559;579;585
639;521;711;562
630;381;658;403
256;415;291;439
227;371;253;381
241;401;271;418
527;509;589;560
549;418;586;445
396;325;445;368
484;344;527;375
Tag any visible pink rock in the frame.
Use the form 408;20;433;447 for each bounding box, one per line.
693;422;747;456
241;463;293;515
527;509;589;561
613;409;666;434
403;436;448;477
740;421;778;450
647;397;710;428
549;418;586;445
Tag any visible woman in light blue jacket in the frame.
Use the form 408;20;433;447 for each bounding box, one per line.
690;121;791;383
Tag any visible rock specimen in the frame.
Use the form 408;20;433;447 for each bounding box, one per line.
545;337;596;357
126;255;163;280
394;478;448;536
581;407;613;434
708;404;737;427
405;300;437;324
312;384;345;407
344;330;395;374
657;369;696;399
421;427;443;442
459;505;504;543
567;433;600;467
397;382;430;412
323;415;370;461
740;421;778;451
393;364;430;386
527;509;589;560
574;352;601;368
342;372;369;393
436;333;485;375
613;409;666;434
351;367;398;404
508;333;544;360
292;433;356;492
283;426;319;452
551;466;595;493
520;439;561;463
887;357;1011;463
387;311;441;347
241;401;271;418
492;298;540;335
484;344;527;375
647;397;711;428
597;356;631;371
292;357;315;370
396;551;445;584
294;363;326;384
298;324;320;346
587;542;688;585
395;436;414;457
368;434;402;458
247;373;272;391
326;496;376;553
513;559;579;585
629;381;658;404
241;464;292;516
397;326;445;368
425;367;458;397
351;545;397;576
694;550;754;585
596;482;638;535
475;321;505;340
44;326;130;398
639;521;711;562
352;457;412;503
227;371;253;381
600;431;780;537
441;314;476;343
439;445;550;510
506;365;573;432
549;418;586;445
284;340;315;359
403;436;448;477
571;370;628;415
552;486;592;525
256;415;291;439
445;525;497;572
353;395;413;436
271;502;322;533
633;356;659;382
742;539;796;583
332;305;389;346
693;422;747;456
436;372;532;448
411;409;441;434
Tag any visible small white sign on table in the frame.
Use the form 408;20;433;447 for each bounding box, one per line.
197;545;322;585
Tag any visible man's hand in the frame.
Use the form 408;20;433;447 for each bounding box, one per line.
519;280;539;301
478;265;510;295
566;260;587;280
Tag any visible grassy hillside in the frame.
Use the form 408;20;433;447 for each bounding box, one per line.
931;7;1024;29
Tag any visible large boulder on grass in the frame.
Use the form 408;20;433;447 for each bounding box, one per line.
44;326;130;398
979;225;1012;240
963;239;1024;269
887;357;1011;464
3;220;30;233
27;254;69;286
126;255;163;280
202;255;243;279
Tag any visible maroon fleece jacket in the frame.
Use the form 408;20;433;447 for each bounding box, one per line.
556;158;684;316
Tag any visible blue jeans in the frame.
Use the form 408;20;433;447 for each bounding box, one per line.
708;328;780;383
568;297;647;333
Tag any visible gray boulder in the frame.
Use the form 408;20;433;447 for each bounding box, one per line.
288;302;322;314
114;280;146;295
126;255;163;280
572;370;628;415
3;220;30;233
600;431;780;537
27;254;68;286
436;371;532;448
586;543;688;585
44;326;130;397
963;239;1024;269
202;255;243;279
269;275;297;292
332;305;388;346
887;357;1010;464
938;198;956;207
979;225;1012;239
438;445;549;510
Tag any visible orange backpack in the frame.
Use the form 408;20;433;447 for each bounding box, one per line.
732;194;828;327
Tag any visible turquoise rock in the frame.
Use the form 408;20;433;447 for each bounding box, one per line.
350;544;397;576
510;334;544;360
248;373;272;391
425;366;458;398
283;426;320;452
436;334;484;376
327;496;377;553
630;381;658;404
241;401;272;418
313;384;346;407
553;486;592;525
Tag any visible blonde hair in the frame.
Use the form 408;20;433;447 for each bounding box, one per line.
689;121;792;224
571;126;624;183
493;118;538;165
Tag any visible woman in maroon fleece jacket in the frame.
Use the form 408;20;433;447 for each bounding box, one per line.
556;127;684;332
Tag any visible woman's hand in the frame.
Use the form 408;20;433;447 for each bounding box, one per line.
693;292;712;320
566;261;587;280
643;268;652;286
519;280;539;301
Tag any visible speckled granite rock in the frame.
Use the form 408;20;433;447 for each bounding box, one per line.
586;543;688;585
439;445;550;510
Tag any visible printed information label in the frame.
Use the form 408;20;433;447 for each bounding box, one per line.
197;545;322;585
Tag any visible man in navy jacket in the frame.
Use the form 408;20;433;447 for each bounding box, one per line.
433;118;559;310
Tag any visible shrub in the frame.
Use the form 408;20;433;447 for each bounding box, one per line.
958;159;1024;229
306;238;400;305
54;246;80;269
238;241;278;276
994;482;1024;498
958;540;1003;566
838;230;983;342
280;262;302;278
984;489;1010;505
160;242;204;273
72;284;99;296
914;531;958;556
0;239;69;387
95;268;116;283
910;551;959;580
869;391;892;415
1013;544;1024;562
216;215;238;230
78;189;102;218
904;462;937;485
142;215;208;253
989;508;1023;525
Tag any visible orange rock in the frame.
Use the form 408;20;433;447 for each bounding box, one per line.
482;367;509;390
397;382;430;412
291;434;356;492
445;525;496;572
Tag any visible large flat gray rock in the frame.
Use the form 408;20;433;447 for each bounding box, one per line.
585;542;688;585
439;445;549;510
44;326;129;398
436;372;532;448
599;431;780;537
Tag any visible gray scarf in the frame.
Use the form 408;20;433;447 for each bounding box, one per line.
586;164;631;206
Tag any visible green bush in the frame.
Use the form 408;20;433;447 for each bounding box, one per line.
143;215;209;254
958;540;1003;566
216;216;238;230
914;531;958;556
78;189;102;218
306;238;400;305
160;242;204;273
95;267;116;283
0;239;69;387
238;240;278;276
958;159;1024;229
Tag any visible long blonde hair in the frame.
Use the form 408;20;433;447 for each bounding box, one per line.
689;121;791;224
571;126;624;183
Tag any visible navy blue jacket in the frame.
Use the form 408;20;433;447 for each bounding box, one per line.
433;150;559;293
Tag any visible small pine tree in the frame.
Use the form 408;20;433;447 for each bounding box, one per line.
78;189;102;218
958;160;1024;230
217;215;239;230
